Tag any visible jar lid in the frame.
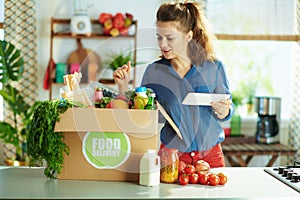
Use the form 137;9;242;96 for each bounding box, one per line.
146;149;156;154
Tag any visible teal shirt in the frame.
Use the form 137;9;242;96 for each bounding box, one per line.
141;58;234;152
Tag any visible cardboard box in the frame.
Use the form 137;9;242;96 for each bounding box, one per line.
54;107;159;181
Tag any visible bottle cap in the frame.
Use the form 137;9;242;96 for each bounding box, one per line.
149;92;156;97
135;86;147;93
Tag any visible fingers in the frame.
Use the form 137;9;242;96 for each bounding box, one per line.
126;60;131;72
113;63;131;79
211;99;231;119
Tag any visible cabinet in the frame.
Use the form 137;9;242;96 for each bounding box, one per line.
48;17;137;99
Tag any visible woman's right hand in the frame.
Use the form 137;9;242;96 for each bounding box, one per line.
113;61;131;93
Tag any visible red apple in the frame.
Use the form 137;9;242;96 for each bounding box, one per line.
194;160;210;174
119;27;129;36
114;13;124;20
113;17;125;29
99;13;113;24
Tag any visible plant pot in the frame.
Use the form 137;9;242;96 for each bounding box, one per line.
247;102;254;115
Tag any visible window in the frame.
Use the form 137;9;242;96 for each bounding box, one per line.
206;0;298;119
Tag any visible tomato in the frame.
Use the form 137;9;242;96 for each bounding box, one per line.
194;160;210;173
197;171;209;185
179;174;189;185
208;173;220;186
184;164;195;175
217;172;228;185
189;173;199;184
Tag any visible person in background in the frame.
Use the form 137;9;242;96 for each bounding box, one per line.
113;0;233;168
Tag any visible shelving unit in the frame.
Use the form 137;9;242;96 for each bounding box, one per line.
49;17;137;99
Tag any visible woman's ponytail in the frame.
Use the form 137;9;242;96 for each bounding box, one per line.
185;2;216;65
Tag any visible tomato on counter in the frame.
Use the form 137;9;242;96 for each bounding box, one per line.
189;173;199;184
179;174;189;185
198;171;209;185
217;172;228;185
174;160;228;186
208;173;220;186
184;164;195;175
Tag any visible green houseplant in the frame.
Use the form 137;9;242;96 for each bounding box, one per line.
0;40;39;164
103;50;134;71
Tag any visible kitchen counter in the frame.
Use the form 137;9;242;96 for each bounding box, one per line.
0;166;299;200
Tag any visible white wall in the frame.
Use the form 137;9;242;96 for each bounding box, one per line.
35;0;163;100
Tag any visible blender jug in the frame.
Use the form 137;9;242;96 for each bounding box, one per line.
70;0;92;36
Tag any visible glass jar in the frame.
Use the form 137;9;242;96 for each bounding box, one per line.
160;148;179;183
93;88;103;108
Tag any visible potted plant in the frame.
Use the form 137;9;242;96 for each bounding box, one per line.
0;40;39;165
102;49;134;71
99;49;135;81
239;81;257;115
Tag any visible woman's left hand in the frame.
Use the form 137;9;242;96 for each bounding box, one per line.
211;99;231;119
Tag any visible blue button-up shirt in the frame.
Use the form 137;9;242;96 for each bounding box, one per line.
141;58;233;152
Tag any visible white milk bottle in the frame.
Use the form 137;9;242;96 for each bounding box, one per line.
139;149;160;186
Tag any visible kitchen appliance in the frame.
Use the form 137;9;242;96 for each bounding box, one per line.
264;161;300;193
70;0;92;37
255;96;281;144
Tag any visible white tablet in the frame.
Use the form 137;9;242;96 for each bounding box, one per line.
182;93;230;106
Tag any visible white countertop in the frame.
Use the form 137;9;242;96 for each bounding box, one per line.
0;166;299;199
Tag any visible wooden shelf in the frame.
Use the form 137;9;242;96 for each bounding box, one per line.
48;17;138;99
51;18;137;38
52;32;136;39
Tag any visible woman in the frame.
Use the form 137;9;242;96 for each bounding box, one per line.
113;1;233;168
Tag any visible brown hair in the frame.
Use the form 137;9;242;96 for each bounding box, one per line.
156;1;216;65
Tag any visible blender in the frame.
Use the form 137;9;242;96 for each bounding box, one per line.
255;96;281;144
70;0;92;36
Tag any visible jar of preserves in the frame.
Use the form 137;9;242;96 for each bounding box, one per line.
160;148;179;183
